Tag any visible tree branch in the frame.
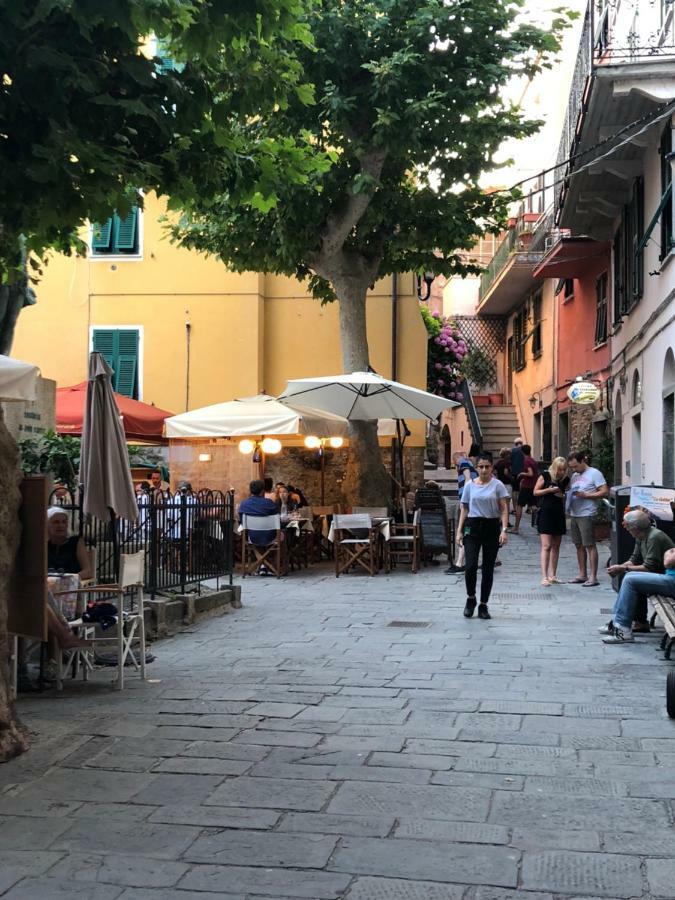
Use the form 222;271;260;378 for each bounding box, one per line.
314;147;387;262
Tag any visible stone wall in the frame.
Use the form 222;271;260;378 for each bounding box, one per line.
569;403;595;453
2;376;56;442
266;445;425;507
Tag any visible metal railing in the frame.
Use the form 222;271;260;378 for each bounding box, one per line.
556;1;675;208
478;211;551;301
458;379;483;451
50;487;235;597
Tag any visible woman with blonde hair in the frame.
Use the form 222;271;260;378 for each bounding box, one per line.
533;456;570;585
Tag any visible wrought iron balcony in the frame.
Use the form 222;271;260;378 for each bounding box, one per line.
556;0;675;222
477;211;552;314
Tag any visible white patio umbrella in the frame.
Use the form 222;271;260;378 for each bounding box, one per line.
164;393;396;439
0;355;38;401
277;371;457;421
79;352;138;523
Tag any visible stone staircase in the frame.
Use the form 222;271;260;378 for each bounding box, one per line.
423;462;457;501
475;404;521;460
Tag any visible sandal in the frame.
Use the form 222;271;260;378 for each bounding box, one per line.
541;578;550;586
568;577;587;584
548;576;562;584
582;580;600;587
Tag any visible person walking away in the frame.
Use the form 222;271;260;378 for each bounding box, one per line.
600;546;675;644
605;509;674;633
566;451;609;586
510;439;524;516
512;444;537;534
457;454;509;620
534;457;569;585
494;448;513;520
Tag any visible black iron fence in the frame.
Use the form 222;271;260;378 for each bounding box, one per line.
50;487;235;597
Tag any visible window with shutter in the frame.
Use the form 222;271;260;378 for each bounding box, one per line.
92;218;113;252
91;208;140;256
91;329;140;399
661;126;674;260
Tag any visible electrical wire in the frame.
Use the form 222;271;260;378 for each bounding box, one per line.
487;99;675;200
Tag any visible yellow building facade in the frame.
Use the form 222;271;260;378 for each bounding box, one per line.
13;194;428;498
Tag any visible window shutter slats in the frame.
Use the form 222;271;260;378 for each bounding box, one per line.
114;209;138;252
92;218;113;251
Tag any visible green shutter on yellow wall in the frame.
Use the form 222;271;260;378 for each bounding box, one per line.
92;218;113;251
114;208;138;251
91;329;139;398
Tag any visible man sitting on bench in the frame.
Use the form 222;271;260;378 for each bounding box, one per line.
600;546;675;644
606;509;674;633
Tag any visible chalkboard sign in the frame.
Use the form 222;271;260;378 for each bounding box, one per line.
419;508;451;555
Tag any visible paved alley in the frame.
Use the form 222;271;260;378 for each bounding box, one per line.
2;526;675;899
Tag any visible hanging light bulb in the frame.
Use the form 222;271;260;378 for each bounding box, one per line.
261;437;282;454
329;436;344;449
238;439;255;455
304;435;321;449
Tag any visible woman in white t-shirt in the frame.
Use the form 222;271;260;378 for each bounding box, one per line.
457;454;509;619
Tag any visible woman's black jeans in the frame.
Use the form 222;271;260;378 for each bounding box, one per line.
463;517;501;605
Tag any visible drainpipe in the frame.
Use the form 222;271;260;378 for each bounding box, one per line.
185;314;191;411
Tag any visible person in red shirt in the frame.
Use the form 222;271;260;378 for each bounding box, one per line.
511;444;538;534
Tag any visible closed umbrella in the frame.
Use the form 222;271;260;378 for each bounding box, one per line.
277;371;457;421
80;352;138;524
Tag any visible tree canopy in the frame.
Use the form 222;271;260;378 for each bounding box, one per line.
0;0;319;280
173;0;570;299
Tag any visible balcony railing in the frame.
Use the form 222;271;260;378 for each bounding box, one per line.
556;1;675;192
479;211;552;301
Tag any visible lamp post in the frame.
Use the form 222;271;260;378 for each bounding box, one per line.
238;437;282;477
304;435;344;504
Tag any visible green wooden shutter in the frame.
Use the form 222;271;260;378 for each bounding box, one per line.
92;218;113;252
113;208;138;252
92;329;117;372
115;330;139;398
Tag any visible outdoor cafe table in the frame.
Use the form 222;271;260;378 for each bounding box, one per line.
326;517;392;543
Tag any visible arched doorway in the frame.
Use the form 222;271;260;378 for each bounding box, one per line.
440;424;452;470
663;349;675;488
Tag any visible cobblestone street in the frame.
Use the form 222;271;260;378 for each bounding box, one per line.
3;525;675;899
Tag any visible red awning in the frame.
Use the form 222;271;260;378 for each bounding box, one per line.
56;383;173;443
533;237;611;278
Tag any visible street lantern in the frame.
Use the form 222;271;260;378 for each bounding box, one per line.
304;435;344;504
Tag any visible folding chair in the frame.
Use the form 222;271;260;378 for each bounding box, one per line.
387;508;421;573
333;513;378;577
312;505;338;561
242;514;285;577
55;550;148;691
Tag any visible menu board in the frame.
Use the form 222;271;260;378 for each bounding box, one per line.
629;486;675;521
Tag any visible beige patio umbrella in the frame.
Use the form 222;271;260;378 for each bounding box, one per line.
79;352;138;524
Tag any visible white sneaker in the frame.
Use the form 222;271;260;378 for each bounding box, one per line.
602;627;634;644
598;620;614;635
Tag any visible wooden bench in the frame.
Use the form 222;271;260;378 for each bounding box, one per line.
649;595;675;719
649;595;675;659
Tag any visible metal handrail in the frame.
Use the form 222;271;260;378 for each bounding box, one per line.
459;379;483;450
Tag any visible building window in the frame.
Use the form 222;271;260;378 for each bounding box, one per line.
555;278;574;301
661;125;674;260
595;272;608;346
612;177;644;321
91;208;140;256
513;307;527;371
531;290;543;358
632;370;642;407
92;329;140;398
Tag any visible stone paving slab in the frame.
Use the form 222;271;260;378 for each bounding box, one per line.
7;528;675;898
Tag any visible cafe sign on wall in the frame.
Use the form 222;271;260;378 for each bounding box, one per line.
567;379;600;405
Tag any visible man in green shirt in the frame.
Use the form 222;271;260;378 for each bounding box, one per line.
606;509;674;632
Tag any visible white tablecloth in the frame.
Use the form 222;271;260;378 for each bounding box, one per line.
327;518;391;543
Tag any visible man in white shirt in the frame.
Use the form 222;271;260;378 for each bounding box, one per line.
567;451;609;586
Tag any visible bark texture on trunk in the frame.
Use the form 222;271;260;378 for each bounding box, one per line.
329;274;390;507
0;412;27;761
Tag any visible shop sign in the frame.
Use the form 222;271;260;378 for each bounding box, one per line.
567;380;600;405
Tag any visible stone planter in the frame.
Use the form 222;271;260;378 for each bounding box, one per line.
473;395;490;407
488;393;504;405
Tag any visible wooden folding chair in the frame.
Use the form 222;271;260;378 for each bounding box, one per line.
312;505;338;561
387;508;421;573
242;514;285;577
333;513;378;577
54;550;147;691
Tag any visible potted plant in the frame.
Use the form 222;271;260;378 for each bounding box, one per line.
459;346;498;406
